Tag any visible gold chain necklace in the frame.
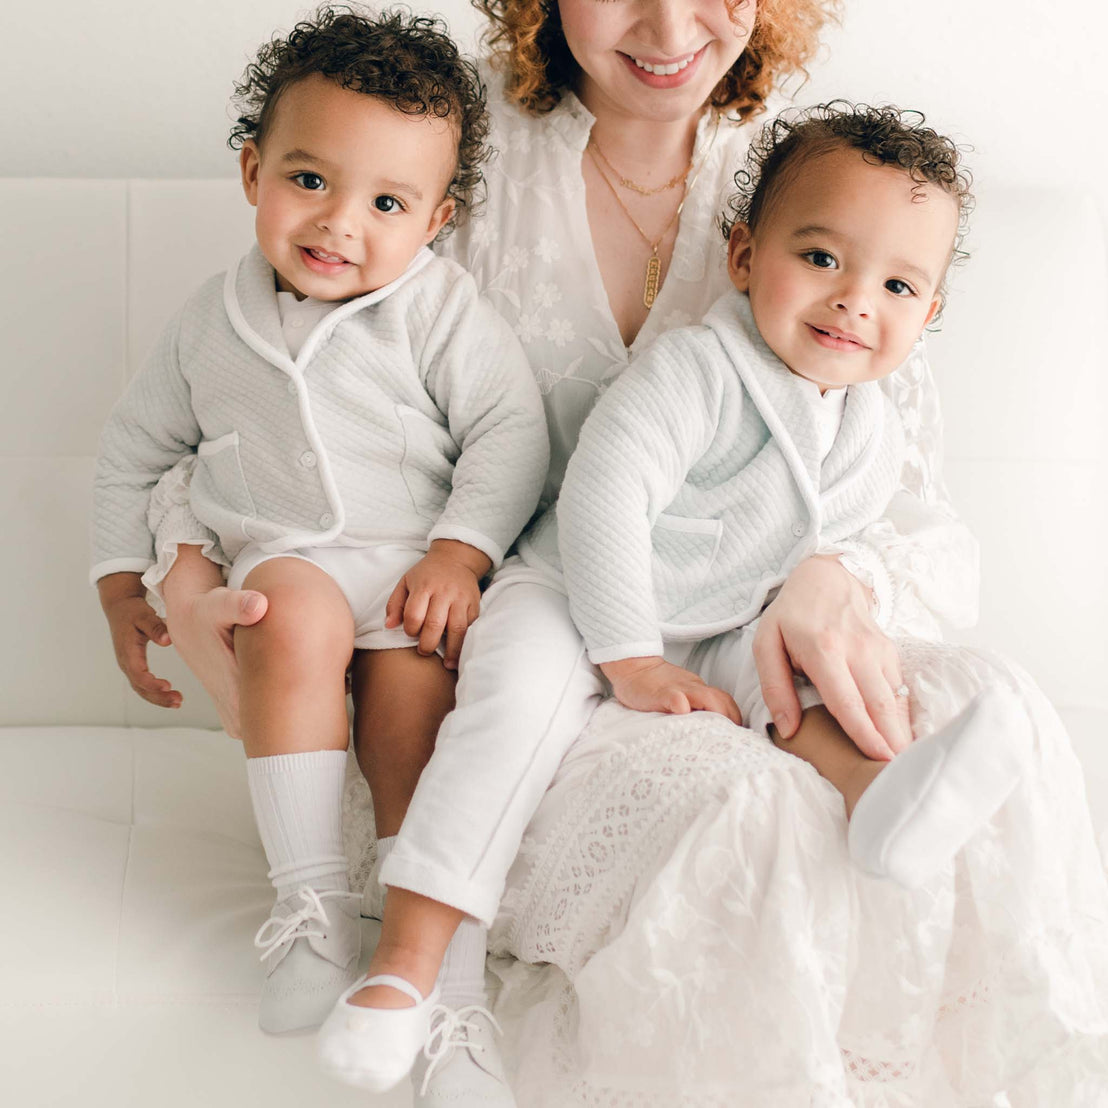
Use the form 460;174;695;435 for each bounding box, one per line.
589;138;692;196
586;115;720;309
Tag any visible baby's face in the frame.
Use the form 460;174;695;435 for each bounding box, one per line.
240;74;458;301
728;145;958;391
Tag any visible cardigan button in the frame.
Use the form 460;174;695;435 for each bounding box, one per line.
299;451;317;469
319;512;334;528
792;523;806;538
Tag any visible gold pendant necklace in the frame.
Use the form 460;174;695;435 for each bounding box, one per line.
587;116;720;309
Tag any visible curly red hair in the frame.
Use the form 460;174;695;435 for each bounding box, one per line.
473;0;841;119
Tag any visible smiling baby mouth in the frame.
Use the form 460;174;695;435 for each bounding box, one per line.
305;247;350;264
631;52;697;75
810;324;868;347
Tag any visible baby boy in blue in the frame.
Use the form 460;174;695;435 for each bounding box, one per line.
558;103;1031;891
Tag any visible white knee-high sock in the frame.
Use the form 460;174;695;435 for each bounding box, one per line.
247;750;350;902
437;915;489;1009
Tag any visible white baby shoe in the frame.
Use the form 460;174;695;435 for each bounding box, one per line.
253;886;362;1034
848;687;1032;888
318;974;440;1091
412;1004;517;1107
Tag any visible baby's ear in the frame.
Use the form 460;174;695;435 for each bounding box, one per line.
240;141;261;207
727;223;754;292
424;196;456;244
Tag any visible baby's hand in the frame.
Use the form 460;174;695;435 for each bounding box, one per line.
97;572;181;709
385;540;492;670
600;656;742;724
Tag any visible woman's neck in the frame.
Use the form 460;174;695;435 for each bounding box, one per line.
579;87;703;187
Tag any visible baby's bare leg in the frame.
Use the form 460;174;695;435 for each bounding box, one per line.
772;705;885;818
235;558;355;757
349;647;465;1007
351;647;456;839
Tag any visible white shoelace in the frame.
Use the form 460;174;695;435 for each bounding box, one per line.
419;1004;504;1096
252;887;357;962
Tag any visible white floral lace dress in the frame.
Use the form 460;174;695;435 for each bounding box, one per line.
153;70;1108;1106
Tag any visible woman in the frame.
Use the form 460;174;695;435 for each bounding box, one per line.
140;0;1108;1102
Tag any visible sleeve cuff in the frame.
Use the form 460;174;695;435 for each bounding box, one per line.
819;541;894;630
426;523;505;573
586;640;666;666
89;558;153;587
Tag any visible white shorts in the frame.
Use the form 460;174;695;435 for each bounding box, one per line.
666;618;824;736
228;542;433;652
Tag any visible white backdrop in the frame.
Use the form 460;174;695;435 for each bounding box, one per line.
4;0;1108;223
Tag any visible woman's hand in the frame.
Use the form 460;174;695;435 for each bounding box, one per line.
753;555;911;761
98;572;181;709
385;539;492;670
601;656;742;723
161;544;267;738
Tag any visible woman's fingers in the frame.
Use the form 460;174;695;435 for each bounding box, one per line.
804;651;896;761
752;620;803;738
850;658;912;756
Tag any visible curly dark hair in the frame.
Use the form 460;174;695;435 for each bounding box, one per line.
721;101;974;269
229;5;490;233
473;0;841;120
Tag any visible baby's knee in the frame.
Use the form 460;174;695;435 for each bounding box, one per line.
236;575;353;673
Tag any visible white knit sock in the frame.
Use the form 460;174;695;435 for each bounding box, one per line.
437;915;489;1009
246;749;350;902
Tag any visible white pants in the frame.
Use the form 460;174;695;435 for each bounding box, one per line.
381;560;821;926
228;542;431;652
381;559;605;926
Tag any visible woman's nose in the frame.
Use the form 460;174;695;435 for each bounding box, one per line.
638;0;698;57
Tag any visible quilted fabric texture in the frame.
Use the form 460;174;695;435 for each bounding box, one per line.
92;246;548;580
555;291;905;660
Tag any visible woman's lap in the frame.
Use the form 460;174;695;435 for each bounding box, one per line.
484;639;1108;1106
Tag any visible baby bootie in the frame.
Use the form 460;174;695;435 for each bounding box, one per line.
848;687;1032;887
318;974;440;1091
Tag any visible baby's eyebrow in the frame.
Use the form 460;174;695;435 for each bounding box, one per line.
791;224;836;239
378;179;423;202
281;148;323;165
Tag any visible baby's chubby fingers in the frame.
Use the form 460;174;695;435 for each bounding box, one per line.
418;595;452;657
120;629;181;708
441;604;474;671
384;578;410;630
685;684;743;725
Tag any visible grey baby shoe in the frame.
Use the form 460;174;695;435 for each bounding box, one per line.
253;886;362;1033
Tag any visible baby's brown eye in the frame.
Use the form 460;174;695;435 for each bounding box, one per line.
374;195;402;213
293;172;325;191
885;278;914;296
803;250;837;269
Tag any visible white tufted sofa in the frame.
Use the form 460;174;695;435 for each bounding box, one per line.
2;179;1105;1108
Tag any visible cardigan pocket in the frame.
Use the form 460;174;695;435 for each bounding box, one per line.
651;513;723;621
396;404;459;520
194;431;257;529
